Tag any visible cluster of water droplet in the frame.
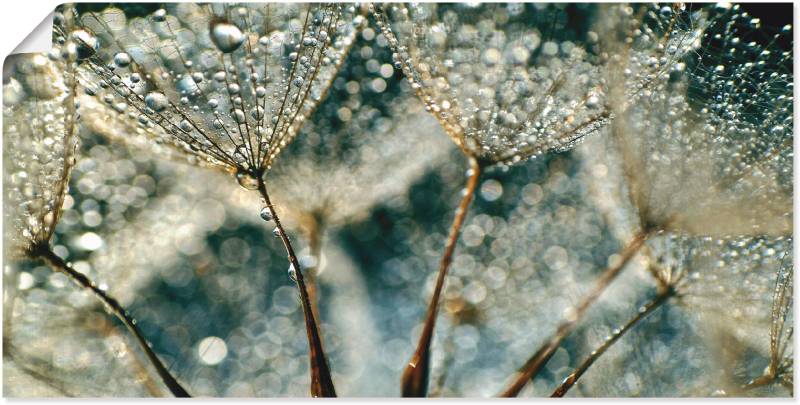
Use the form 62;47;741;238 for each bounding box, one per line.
569;4;794;395
75;4;364;178
3;2;794;399
594;3;793;237
3;52;78;256
372;3;610;165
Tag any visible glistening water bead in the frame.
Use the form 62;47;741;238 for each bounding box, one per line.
113;52;131;67
210;21;245;53
152;8;167;22
235;170;259;190
144;92;169;113
288;263;298;282
70;30;99;60
260;207;274;222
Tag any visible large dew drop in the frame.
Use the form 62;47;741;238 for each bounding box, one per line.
113;52;131;67
260;206;274;222
211;21;245;53
235;169;259;190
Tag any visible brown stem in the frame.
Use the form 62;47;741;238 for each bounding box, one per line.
31;244;191;397
102;315;165;397
742;375;776;391
551;287;674;397
499;231;649;397
257;177;336;397
401;155;482;397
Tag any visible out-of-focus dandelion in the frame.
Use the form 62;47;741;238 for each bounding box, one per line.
371;3;609;395
504;3;793;397
269;92;452;317
742;255;793;393
2;30;189;397
73;3;365;396
548;234;790;397
2;2;792;399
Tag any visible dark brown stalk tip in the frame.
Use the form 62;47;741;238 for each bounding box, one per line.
400;156;482;398
257;177;336;397
401;352;430;397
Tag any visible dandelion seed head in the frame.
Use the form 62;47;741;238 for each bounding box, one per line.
75;3;364;179
373;3;609;165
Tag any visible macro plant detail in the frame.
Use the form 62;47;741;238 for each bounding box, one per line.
1;2;795;399
371;3;613;395
4;12;189;397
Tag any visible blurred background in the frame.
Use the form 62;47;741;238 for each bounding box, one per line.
2;3;793;398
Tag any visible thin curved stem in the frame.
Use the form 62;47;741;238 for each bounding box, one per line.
256;177;336;397
31;244;190;397
499;231;649;397
401;155;482;397
551;287;674;397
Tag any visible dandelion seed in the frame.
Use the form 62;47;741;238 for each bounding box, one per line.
373;3;608;165
4;15;190;395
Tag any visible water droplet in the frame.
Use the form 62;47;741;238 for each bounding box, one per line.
177;75;199;94
232;108;246;123
211;21;245;53
70;30;99;60
113;52;131;67
586;95;600;109
288;263;298;282
144;92;169;112
180;120;193;132
152;8;167;21
260;207;273;222
235;169;259;190
251;106;264;120
272;227;282;237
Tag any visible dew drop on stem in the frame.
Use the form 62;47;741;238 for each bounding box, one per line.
113;52;131;67
235;170;259;190
260;207;274;222
211;21;245;53
144;92;169;112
